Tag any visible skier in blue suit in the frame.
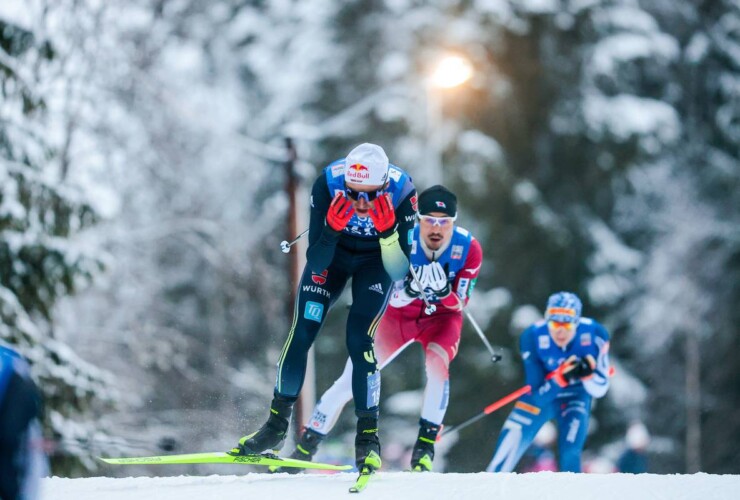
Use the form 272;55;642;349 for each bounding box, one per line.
0;344;46;500
486;292;611;473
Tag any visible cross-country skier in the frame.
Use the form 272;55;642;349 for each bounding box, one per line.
281;185;483;472
230;143;416;473
0;344;46;500
486;292;611;473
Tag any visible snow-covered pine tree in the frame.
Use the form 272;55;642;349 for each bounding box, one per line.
613;0;740;473
44;0;329;469
0;9;114;474
692;0;740;474
367;0;686;471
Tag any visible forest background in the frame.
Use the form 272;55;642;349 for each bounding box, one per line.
1;0;737;476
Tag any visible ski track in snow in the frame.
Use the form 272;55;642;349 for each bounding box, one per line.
46;472;739;500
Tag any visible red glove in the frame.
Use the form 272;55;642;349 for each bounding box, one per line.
326;192;355;231
368;193;396;235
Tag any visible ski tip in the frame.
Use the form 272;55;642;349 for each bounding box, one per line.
349;468;375;493
98;457;150;465
333;464;355;471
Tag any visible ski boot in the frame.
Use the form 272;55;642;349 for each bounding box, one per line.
355;416;382;472
270;427;325;474
410;419;441;472
229;395;294;456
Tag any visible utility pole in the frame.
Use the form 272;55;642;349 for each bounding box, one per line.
284;137;315;440
683;38;703;473
685;330;701;472
285;136;299;339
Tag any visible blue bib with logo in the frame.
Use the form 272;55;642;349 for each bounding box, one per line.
408;225;473;302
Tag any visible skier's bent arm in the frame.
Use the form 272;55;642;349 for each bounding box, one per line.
520;327;561;404
438;237;484;311
582;325;611;398
378;191;416;281
306;175;340;274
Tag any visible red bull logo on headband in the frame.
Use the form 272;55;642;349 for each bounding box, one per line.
347;163;370;180
343;144;390;185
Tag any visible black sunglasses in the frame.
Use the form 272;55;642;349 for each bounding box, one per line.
345;186;385;202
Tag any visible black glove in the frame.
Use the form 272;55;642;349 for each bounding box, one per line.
554;355;597;387
404;268;423;298
565;355;596;382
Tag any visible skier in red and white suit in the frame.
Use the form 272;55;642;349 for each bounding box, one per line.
285;185;483;472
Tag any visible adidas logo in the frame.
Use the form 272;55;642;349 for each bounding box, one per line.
368;283;384;294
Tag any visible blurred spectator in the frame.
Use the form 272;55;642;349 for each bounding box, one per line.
583;454;617;473
617;421;650;474
0;344;47;500
519;422;558;472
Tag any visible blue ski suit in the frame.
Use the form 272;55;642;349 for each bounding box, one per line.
487;318;611;472
0;345;46;500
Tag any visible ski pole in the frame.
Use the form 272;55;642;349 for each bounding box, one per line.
280;228;309;253
408;264;436;315
440;385;532;438
463;308;503;363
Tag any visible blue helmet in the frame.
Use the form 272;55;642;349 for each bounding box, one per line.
545;292;582;323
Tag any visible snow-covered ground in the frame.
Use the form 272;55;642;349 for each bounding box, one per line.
46;472;739;500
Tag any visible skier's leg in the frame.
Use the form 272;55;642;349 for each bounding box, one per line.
279;359;354;468
412;313;463;471
346;259;393;469
405;345;450;472
306;307;410;435
556;396;591;472
274;265;349;398
418;313;463;425
486;396;555;472
294;309;411;465
305;358;354;436
232;264;348;455
374;305;414;369
346;268;392;417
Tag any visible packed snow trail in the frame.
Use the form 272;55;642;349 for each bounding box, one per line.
46;471;738;500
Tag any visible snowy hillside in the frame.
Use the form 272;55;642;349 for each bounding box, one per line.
47;472;738;500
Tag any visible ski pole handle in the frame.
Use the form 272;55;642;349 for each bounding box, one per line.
280;228;309;253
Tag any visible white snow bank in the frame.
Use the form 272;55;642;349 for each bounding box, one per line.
46;471;738;500
583;94;680;150
0;2;33;29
